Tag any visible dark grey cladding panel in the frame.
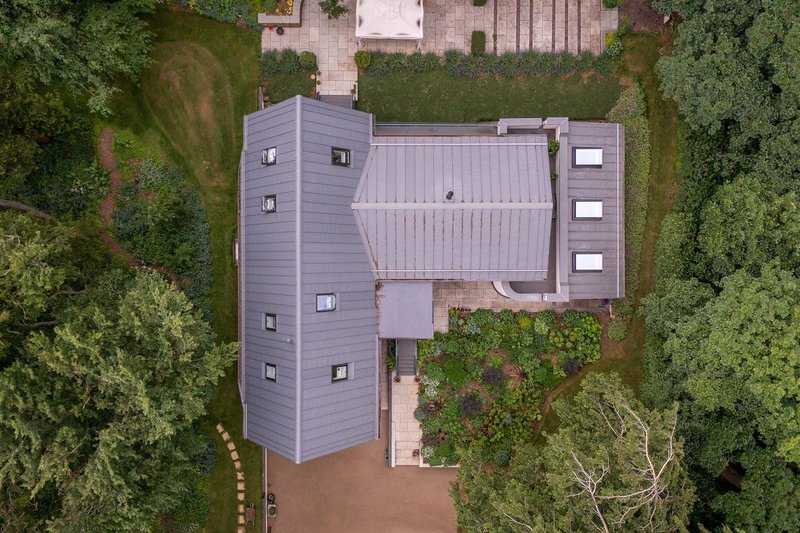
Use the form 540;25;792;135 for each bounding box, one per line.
566;121;625;299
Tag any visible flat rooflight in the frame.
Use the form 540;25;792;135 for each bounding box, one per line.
574;148;603;167
574;252;603;272
573;200;603;219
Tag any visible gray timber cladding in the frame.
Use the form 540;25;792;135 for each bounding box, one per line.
352;136;553;281
566;122;625;299
240;96;379;464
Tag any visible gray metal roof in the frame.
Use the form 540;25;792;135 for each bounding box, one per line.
564;121;625;299
376;281;433;339
352;136;553;281
240;97;379;464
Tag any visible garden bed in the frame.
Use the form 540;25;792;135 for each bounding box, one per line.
415;309;601;466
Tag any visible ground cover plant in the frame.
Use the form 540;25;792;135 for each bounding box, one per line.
416;309;601;466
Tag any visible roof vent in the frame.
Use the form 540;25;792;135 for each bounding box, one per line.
445;190;454;201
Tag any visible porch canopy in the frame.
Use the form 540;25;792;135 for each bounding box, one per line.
355;0;424;40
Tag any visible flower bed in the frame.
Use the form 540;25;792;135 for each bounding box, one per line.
416;309;601;466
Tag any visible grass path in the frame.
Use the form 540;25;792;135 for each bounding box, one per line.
539;33;679;433
106;10;261;530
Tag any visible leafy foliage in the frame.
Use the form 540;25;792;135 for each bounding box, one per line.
453;374;694;532
354;50;371;70
318;0;348;19
112;160;213;316
298;51;317;71
0;0;157;114
0;269;237;531
470;31;486;55
607;85;651;299
417;309;601;465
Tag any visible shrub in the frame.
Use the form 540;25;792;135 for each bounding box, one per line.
277;48;300;73
471;31;486;55
459;394;482;418
607;318;629;341
261;49;281;75
444;359;468;387
319;0;349;19
498;52;521;76
563;357;582;376
421;433;440;447
354;50;371;70
482;366;505;385
548;139;560;156
607;85;651;297
413;406;427;422
493;448;511;467
603;0;624;7
195;437;217;477
299;51;317;70
406;52;440;72
473;0;488;5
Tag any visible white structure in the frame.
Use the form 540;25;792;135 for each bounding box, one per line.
355;0;424;40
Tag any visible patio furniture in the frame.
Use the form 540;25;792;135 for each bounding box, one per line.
245;504;256;526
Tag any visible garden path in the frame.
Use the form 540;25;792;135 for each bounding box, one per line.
261;0;617;96
97;129;178;283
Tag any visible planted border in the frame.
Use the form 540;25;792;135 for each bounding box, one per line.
416;309;601;466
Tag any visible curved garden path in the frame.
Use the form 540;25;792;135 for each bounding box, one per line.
97;128;178;283
215;423;249;533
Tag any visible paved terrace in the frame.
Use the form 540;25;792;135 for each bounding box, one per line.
262;0;618;95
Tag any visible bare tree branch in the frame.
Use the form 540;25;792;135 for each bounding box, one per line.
0;199;56;221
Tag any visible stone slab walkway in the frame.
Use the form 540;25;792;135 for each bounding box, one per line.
390;375;421;466
433;281;602;333
262;0;618;96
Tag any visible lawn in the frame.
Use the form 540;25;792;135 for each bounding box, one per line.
540;33;680;433
263;72;316;103
106;9;263;531
357;70;622;122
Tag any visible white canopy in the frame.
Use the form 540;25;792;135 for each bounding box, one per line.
356;0;424;40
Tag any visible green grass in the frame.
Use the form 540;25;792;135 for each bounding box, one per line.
357;70;622;122
263;71;316;103
540;33;680;434
106;9;262;531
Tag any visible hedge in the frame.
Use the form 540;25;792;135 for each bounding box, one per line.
607;84;651;301
361;48;619;77
177;0;263;30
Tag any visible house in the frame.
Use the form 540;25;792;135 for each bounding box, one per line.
238;96;624;463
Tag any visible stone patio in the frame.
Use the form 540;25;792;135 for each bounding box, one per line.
262;0;618;95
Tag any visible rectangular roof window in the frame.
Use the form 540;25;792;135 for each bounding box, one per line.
261;195;276;213
262;147;277;166
573;200;603;220
573;148;603;168
316;293;337;312
574;252;603;272
264;363;277;382
263;313;276;331
331;363;348;382
332;147;351;167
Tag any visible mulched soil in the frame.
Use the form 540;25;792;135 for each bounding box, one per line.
621;0;668;33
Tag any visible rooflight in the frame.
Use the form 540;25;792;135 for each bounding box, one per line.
573;148;603;168
573;200;603;220
574;252;603;272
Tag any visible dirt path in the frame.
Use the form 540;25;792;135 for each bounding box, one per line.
97;129;179;284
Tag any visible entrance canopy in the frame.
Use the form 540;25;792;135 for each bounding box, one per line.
356;0;424;40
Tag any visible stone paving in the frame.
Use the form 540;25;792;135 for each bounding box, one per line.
215;423;251;532
391;374;422;466
433;281;603;332
262;0;618;96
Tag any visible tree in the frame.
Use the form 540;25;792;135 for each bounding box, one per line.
318;0;349;19
665;265;800;464
0;270;237;530
0;0;157;114
452;374;695;532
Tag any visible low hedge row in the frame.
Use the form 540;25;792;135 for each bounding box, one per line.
262;49;318;75
359;48;619;77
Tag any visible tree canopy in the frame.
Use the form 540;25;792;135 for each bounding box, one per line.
0;213;237;530
0;0;156;114
452;374;695;532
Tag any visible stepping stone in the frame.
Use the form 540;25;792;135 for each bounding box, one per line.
234;461;241;470
222;431;231;442
238;528;245;533
238;504;245;513
227;441;236;451
231;451;239;461
238;492;245;501
237;472;245;481
238;514;245;525
237;482;245;491
216;423;224;433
